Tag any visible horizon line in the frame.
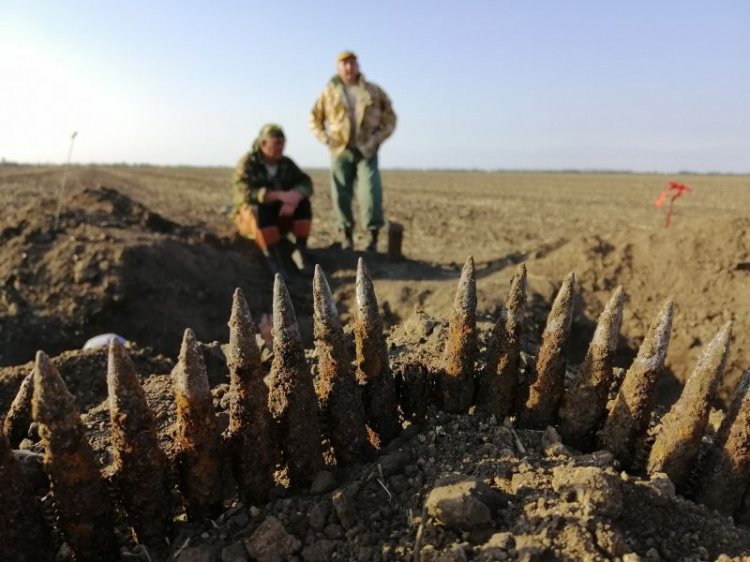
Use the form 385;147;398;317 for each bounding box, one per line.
1;161;748;176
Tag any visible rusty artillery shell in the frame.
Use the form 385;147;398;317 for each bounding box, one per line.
32;350;118;561
387;221;404;261
225;288;276;503
0;433;55;562
354;258;400;445
597;300;673;466
731;374;750;525
172;328;224;520
519;272;576;429
108;339;172;546
477;263;527;420
313;266;371;464
694;367;750;517
439;256;478;414
2;371;33;448
395;361;431;422
647;321;732;489
267;275;324;486
558;286;625;450
0;431;29;562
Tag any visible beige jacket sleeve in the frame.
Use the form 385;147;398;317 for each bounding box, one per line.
359;85;397;159
309;92;330;146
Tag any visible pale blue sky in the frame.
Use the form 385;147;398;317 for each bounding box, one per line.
1;1;748;172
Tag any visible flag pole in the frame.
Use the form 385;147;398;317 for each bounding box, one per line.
53;131;78;232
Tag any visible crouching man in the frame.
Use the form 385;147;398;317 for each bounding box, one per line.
233;124;314;279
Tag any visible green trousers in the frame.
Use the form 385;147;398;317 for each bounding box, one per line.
330;148;384;232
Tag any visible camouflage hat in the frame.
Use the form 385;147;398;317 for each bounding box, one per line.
258;123;285;140
337;50;357;62
253;123;285;152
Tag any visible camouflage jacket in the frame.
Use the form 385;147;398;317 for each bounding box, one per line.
232;150;313;209
310;74;397;159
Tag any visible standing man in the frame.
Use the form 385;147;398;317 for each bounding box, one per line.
233;123;314;279
310;50;397;252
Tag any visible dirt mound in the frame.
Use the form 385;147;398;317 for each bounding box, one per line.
529;216;749;406
0;186;277;369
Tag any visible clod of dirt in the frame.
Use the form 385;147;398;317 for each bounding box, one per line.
551;465;623;518
244;516;302;562
425;475;506;532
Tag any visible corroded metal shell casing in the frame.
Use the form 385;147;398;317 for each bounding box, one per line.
225;288;276;503
519;272;576;429
108;339;172;545
695;367;750;517
32;350;118;561
267;275;325;485
0;436;54;562
477;263;527;420
2;371;34;448
647;321;732;489
354;258;400;445
313;266;371;464
0;432;40;562
597;300;674;466
172;329;224;520
558;286;625;450
439;256;478;414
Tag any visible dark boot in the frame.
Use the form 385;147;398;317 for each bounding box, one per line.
342;227;354;251
265;246;289;282
365;229;379;252
292;237;314;278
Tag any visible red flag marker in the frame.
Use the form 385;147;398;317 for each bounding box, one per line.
655;182;691;228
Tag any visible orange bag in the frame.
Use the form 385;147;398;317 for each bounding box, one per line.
234;204;258;239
